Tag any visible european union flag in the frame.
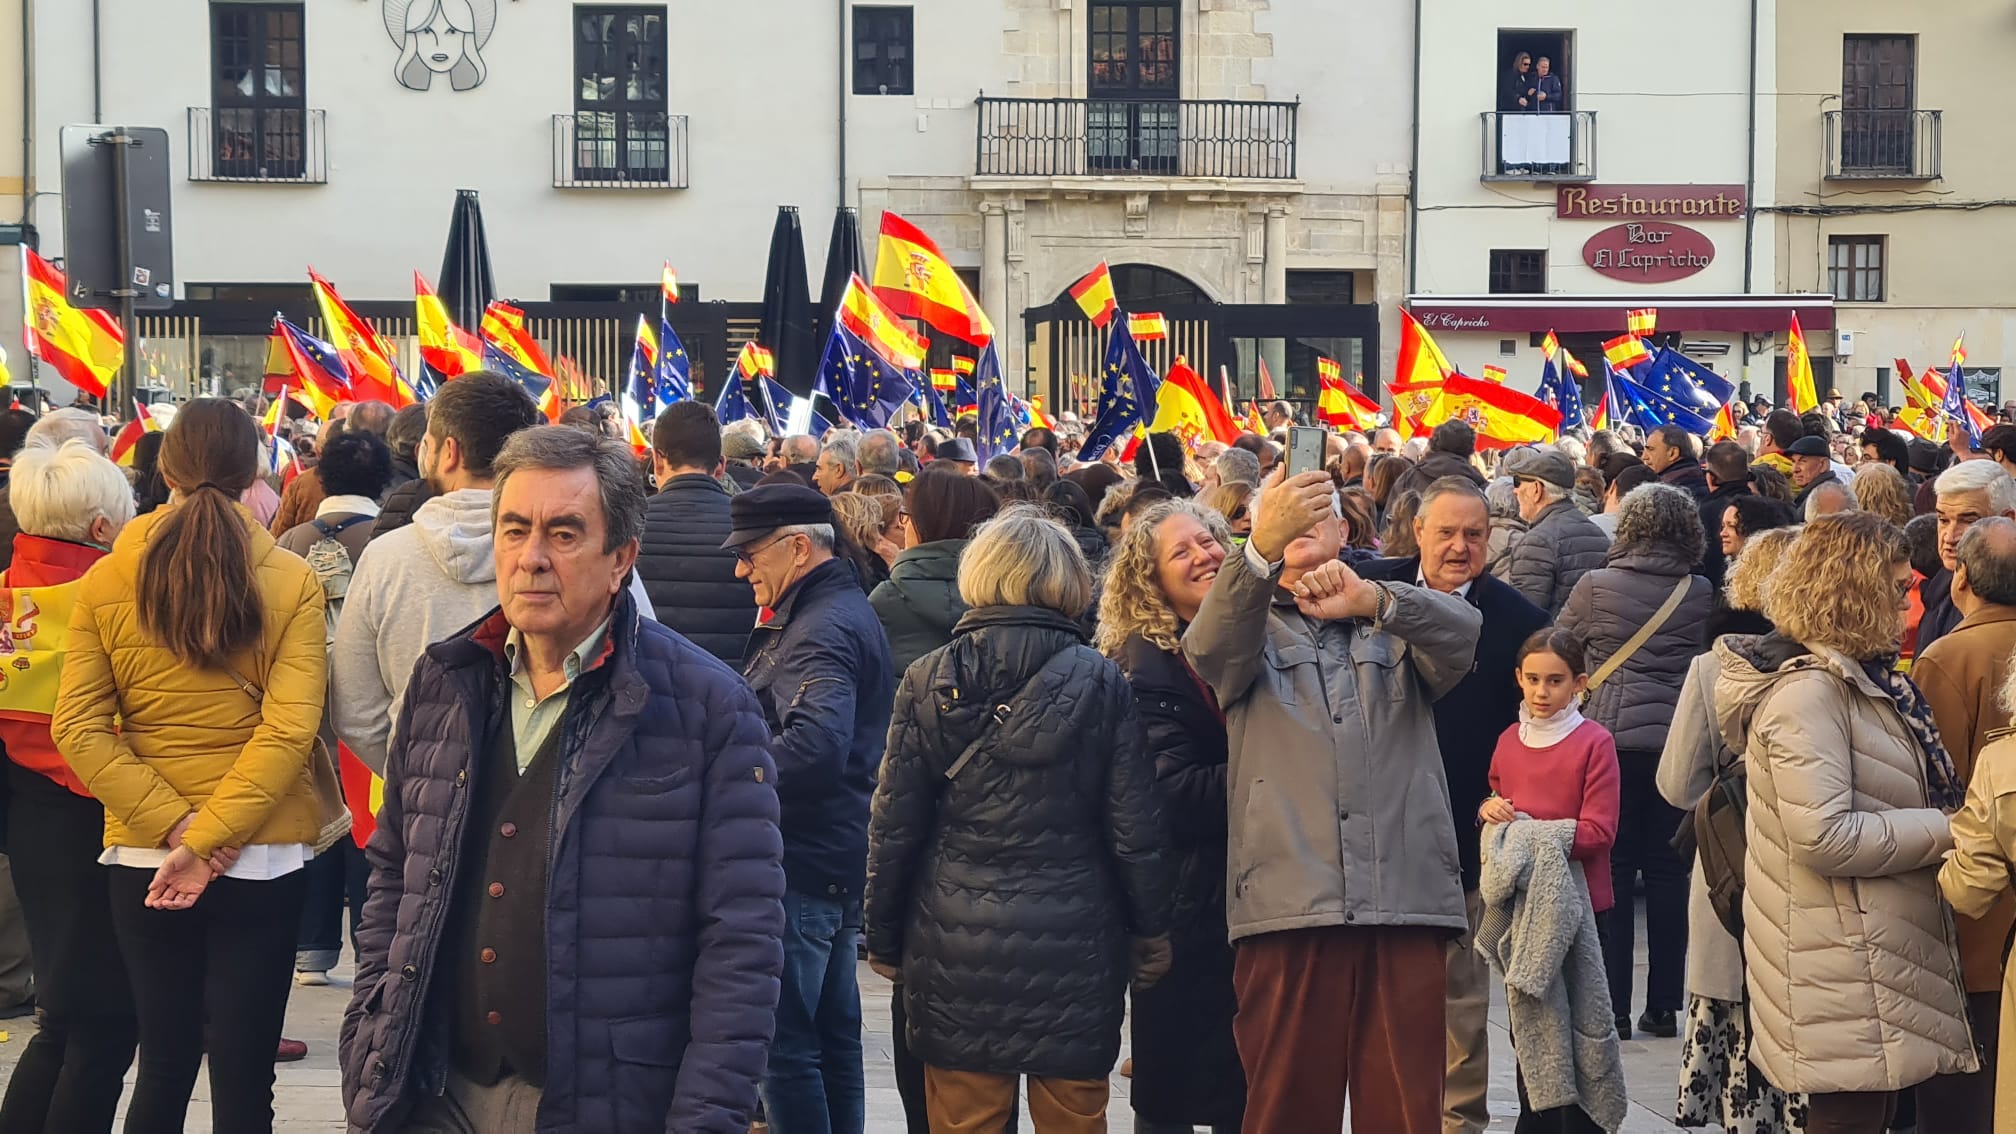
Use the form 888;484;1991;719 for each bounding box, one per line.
973;343;1017;460
275;318;354;394
481;342;552;407
919;379;953;428
1076;320;1161;461
714;369;755;425
657;319;693;406
1614;369;1716;437
1643;348;1735;419
625;330;656;423
818;321;916;430
760;376;800;437
1537;354;1585;432
1944;362;1982;447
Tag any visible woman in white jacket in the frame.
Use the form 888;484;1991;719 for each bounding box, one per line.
1712;511;1976;1134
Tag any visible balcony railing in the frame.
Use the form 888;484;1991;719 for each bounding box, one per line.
1480;111;1597;182
187;106;326;184
552;112;689;189
975;96;1298;179
1826;109;1941;180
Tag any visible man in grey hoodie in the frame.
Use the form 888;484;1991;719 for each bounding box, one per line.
333;372;657;774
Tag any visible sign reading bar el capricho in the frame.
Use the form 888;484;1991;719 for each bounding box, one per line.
1557;185;1747;220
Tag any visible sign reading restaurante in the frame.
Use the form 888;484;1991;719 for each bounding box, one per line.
1557;184;1747;220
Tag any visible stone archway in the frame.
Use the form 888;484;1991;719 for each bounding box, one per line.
1050;263;1214;309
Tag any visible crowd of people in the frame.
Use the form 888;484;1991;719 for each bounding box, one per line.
2;373;2016;1134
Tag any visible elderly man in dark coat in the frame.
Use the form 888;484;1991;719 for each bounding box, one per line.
1359;477;1548;1134
341;427;786;1133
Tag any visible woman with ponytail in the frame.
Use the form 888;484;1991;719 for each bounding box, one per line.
52;398;330;1133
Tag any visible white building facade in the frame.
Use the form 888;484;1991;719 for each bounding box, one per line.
1407;0;1817;409
14;0;1416;411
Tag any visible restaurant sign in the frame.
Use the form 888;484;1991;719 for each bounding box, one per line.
1557;184;1746;220
1581;222;1715;283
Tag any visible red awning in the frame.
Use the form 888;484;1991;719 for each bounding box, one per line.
1404;294;1834;335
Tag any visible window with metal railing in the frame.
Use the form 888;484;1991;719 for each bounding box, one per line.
205;2;314;182
568;5;673;186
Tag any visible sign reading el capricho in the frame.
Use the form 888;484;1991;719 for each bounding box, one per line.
1581;223;1716;283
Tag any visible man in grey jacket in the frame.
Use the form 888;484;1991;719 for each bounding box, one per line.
1186;467;1481;1134
1502;446;1610;616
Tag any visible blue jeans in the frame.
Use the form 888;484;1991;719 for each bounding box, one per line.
760;888;864;1134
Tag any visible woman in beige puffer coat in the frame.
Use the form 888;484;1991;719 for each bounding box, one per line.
1713;512;1976;1134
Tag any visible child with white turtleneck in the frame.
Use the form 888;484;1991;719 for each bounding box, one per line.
1480;627;1621;915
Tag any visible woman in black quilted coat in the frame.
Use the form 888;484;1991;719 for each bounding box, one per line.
1096;499;1246;1133
865;506;1175;1132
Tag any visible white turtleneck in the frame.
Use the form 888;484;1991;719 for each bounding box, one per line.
1517;701;1586;748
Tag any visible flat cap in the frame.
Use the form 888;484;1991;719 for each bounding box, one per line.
1500;446;1576;489
934;437;979;463
723;483;833;549
1785;435;1831;457
721;432;766;461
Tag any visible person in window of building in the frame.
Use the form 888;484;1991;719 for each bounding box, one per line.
0;439;139;1134
52;399;331;1133
1501;51;1534;112
340;426;786;1133
1533;56;1564;111
1098;499;1248;1134
1719;512;1976;1134
867;507;1172;1134
1556;484;1713;1041
1905;517;2016;1133
730;484;896;1134
1357;478;1549;1134
636;401;758;664
1184;468;1480;1133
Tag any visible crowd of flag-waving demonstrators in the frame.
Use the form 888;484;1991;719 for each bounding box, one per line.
11;266;2016;1134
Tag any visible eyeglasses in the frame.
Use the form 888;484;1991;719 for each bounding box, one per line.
732;533;790;566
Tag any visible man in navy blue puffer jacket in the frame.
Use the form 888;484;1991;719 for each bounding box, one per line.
340;426;785;1133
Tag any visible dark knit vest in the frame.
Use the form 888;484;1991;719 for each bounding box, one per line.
447;712;562;1087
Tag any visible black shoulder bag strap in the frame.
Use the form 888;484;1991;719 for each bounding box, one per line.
942;654;1067;783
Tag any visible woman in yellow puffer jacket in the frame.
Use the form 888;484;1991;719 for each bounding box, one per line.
52;397;328;1133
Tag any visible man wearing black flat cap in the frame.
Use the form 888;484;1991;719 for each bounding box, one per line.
1786;434;1840;506
930;437;979;476
724;483;895;1132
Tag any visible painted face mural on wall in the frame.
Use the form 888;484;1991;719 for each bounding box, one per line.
385;0;497;91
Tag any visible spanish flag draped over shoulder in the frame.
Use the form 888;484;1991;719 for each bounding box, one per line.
1786;314;1818;414
21;248;122;398
1422;373;1563;450
1148;357;1240;446
871;212;994;346
309;269;414;408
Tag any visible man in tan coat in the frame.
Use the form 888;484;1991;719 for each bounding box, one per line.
1914;515;2016;1132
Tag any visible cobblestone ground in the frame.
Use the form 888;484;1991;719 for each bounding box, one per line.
0;901;1691;1131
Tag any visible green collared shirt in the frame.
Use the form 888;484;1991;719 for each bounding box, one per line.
502;614;614;773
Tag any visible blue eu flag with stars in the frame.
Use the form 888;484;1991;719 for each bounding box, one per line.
1076;320;1161;462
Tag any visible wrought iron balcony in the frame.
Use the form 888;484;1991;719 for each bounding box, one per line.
553;111;689;189
975;96;1298;179
187;106;326;184
1479;111;1597;183
1826;109;1941;180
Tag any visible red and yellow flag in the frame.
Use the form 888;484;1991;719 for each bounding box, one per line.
481;301;554;376
310;269;413;408
661;263;680;306
1068;262;1119;327
838;274;929;370
1243;400;1267;436
871;211;994;346
1316;358;1379;431
1785;314;1818;414
1422;373;1563;450
1481;364;1508;384
109;399;161;467
415;272;482;380
736;341;776;380
1127;312;1169;342
21;248;122;397
951;355;976;377
1391;310;1454;439
1149;358;1241;446
1602;334;1652;371
1626;308;1658;338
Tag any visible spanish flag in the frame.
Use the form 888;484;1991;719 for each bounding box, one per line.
1243;401;1267;436
1069;263;1119;327
310;269;414;408
1785;314;1818;414
838;274;930;371
1127;312;1169;342
109;399;161;467
1391;310;1453;439
872;211;994;346
1422;373;1563;450
661;263;680;306
1626;308;1658;338
930;369;957;392
1603;335;1652;372
1481;364;1508;384
737;341;776;381
1318;366;1380;432
416;272;482;380
21;248;121;398
481;302;556;378
1149;358;1241;446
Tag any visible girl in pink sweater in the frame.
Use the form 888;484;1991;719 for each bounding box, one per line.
1480;627;1621;913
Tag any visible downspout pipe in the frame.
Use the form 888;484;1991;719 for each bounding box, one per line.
91;0;102;124
1740;0;1759;394
1405;0;1422;300
836;0;847;213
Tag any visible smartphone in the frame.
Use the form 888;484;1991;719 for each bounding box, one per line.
1286;426;1327;478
